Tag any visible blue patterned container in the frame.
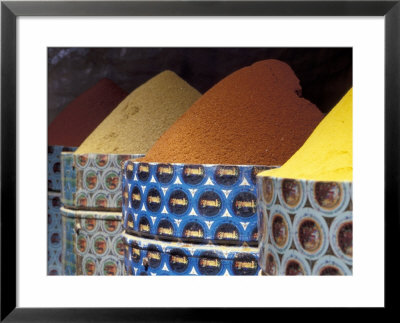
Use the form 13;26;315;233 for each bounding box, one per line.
48;192;63;275
61;152;143;211
61;207;125;276
122;161;275;246
123;233;260;276
48;145;76;192
256;175;353;276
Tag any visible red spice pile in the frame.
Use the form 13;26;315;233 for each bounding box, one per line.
48;78;127;147
139;59;324;166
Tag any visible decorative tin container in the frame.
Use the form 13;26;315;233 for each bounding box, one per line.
48;192;63;275
48;145;76;192
123;233;261;276
61;152;143;211
61;207;125;275
122;161;275;246
256;176;352;275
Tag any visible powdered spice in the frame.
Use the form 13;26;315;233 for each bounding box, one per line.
75;71;201;154
48;78;127;147
259;89;352;181
139;59;324;166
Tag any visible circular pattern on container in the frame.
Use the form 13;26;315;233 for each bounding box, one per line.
75;154;89;169
264;245;280;276
213;165;240;187
125;212;135;234
112;236;125;258
229;188;257;218
82;255;98;276
232;253;258;276
312;255;351;276
329;212;353;265
48;266;61;276
138;215;152;234
53;162;61;174
195;187;225;218
156;163;176;185
103;168;121;192
115;155;131;169
83;168;100;192
49;230;61;248
280;249;311;275
100;256;120;276
197;251;223;275
213;221;242;243
268;205;292;254
293;208;329;260
308;181;350;216
75;231;90;256
130;185;142;210
51;196;61;208
181;164;206;186
81;215;99;234
145;185;163;213
94;154;111;169
136;163;151;183
261;177;276;207
91;232;109;257
156;218;176;238
257;202;268;244
113;192;123;209
92;190;110;209
125;160;135;180
168;248;190;274
102;216;121;235
75;191;91;208
180;219;206;241
146;244;163;269
278;178;307;212
166;186;191;216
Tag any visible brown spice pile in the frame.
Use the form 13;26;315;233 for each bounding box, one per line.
139;59;324;166
48;78;128;147
75;71;201;154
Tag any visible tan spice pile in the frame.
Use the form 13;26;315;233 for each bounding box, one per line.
75;71;201;154
139;59;324;166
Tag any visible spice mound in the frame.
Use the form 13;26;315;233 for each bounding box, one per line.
259;88;352;182
75;71;201;155
139;59;324;166
48;78;128;147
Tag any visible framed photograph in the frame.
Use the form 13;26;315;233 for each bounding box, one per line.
1;0;397;321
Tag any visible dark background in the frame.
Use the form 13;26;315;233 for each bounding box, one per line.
48;47;352;125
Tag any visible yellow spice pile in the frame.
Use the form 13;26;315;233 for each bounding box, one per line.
75;71;201;154
259;88;352;182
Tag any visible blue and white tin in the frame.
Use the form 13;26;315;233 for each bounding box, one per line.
48;192;63;275
123;233;260;276
48;145;76;192
257;175;353;276
61;207;124;276
122;161;275;245
61;152;143;211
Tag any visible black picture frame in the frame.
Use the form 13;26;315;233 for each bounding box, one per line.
1;1;398;321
